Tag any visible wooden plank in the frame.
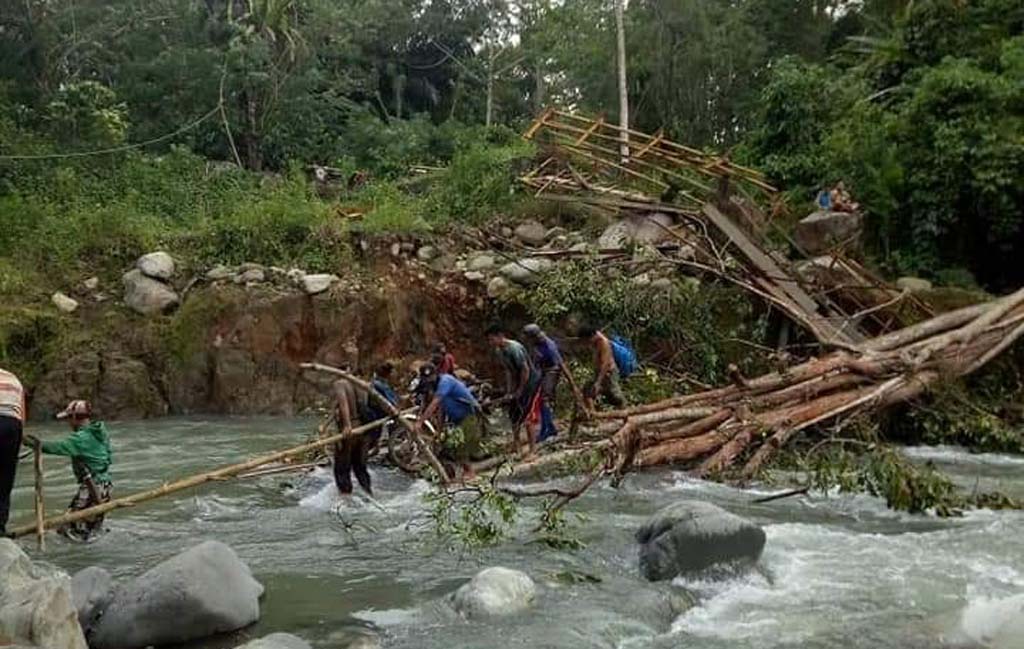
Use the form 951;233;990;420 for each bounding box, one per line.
574;116;605;145
702;203;855;345
632;129;664;160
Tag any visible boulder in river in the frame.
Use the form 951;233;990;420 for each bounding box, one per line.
70;566;113;633
450;567;536;619
136;251;176;280
499;258;554;285
636;501;766;582
89;540;264;649
123;269;179;316
235;633;313;649
0;539;88;649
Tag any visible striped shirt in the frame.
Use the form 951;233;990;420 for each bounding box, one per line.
0;368;25;421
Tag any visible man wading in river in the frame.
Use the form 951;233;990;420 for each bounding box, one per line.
333;370;375;497
486;324;542;457
31;400;113;542
523;324;561;442
0;367;25;537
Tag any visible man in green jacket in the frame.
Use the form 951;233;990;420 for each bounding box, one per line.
33;400;113;541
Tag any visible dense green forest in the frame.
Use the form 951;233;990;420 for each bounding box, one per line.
0;0;1022;289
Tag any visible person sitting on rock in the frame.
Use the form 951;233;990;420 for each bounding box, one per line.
31;400;112;541
579;325;626;411
830;181;860;213
333;369;374;497
414;363;484;481
486;324;542;457
431;343;457;376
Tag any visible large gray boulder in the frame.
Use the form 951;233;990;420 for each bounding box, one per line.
0;539;88;649
498;258;554;285
598;213;675;249
235;633;312;649
636;501;766;582
136;251;176;280
123;269;179;316
793;210;864;255
89;540;264;649
450;567;536;619
70;567;112;633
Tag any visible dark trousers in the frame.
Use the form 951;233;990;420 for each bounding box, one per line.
334;435;372;496
0;415;23;535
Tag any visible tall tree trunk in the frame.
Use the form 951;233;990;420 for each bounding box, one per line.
533;59;546;114
614;0;629;161
242;91;262;171
486;46;496;128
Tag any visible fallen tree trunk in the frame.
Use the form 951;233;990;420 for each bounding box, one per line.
506;291;1024;485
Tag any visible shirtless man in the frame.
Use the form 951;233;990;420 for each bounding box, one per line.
333;371;373;496
579;324;625;411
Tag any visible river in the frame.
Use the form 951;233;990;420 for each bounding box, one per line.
10;417;1024;649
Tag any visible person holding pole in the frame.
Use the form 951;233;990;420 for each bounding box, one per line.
333;369;375;497
29;400;112;542
0;367;25;537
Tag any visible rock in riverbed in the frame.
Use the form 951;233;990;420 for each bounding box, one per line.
235;633;312;649
636;501;766;581
450;567;536;619
70;566;112;633
0;539;88;649
89;540;264;649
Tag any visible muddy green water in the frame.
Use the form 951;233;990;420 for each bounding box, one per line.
10;417;1024;648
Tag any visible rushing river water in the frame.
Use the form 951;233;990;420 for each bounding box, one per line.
10;417;1024;649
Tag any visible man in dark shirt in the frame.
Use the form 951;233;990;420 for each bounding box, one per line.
486;324;541;457
523;324;561;442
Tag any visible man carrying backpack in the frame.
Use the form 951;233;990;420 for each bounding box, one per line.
579;325;627;411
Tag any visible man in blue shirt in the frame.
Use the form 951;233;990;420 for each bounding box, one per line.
415;364;483;479
523;323;561;442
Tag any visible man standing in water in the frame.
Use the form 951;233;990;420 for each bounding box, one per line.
33;400;113;541
0;367;25;537
333;369;374;497
523;324;561;442
485;324;541;457
580;325;626;411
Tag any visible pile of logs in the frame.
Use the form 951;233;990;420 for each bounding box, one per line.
509;287;1024;482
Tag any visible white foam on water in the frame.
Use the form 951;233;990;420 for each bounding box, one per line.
951;594;1024;649
903;445;1024;468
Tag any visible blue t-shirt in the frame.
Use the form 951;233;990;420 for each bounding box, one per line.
435;374;478;425
534;336;562;371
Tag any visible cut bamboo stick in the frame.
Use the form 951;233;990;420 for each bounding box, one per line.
33;440;44;551
9;408;415;539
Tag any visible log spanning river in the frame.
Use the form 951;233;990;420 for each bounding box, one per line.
11;417;1024;648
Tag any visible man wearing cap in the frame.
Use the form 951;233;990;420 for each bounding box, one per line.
37;400;113;541
0;367;26;537
523;324;561;442
415;363;483;480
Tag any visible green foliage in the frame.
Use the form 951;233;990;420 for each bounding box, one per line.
521;263;769;384
0;307;62;387
806;445;1019;516
45;82;129;148
426;484;519;551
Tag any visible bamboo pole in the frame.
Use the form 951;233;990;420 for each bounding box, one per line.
33;439;44;550
9;409;414;539
300;362;450;485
